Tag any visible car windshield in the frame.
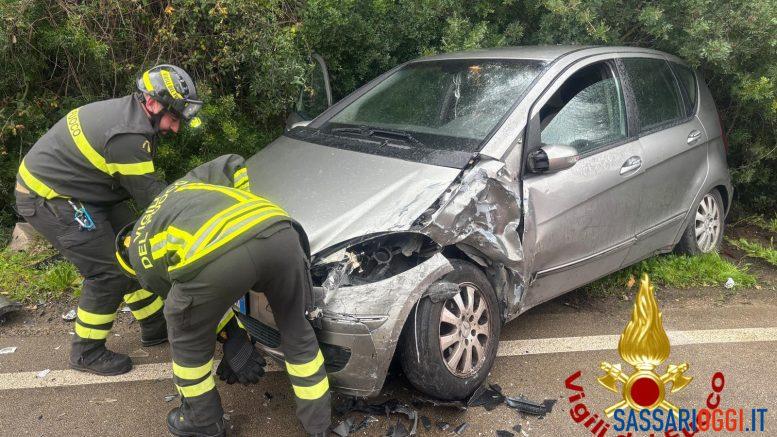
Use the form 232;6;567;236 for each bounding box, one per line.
321;59;545;154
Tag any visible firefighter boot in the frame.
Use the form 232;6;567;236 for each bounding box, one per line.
69;346;132;376
167;407;226;437
140;311;168;347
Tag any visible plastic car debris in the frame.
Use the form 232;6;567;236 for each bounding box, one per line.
351;415;378;433
504;395;547;416
724;277;735;289
332;418;353;437
164;394;179;402
467;383;505;411
512;424;522;433
542;399;557;414
0;296;22;319
436;421;450;431
420;416;431;431
61;309;77;321
0;347;17;354
496;431;515;437
389;418;409;437
454;422;470;434
412;395;467;410
36;369;50;379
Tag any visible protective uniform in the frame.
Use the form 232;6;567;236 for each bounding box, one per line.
118;155;331;436
15;93;168;373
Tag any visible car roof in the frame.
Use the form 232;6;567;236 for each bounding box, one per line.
415;45;678;63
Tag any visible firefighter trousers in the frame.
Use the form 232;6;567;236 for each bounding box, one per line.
14;191;166;361
164;223;331;433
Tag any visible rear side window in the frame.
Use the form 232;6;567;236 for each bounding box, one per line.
622;58;685;132
670;62;698;116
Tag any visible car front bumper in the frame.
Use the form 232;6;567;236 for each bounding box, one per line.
238;253;453;397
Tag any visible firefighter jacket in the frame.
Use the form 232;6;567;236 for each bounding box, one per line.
125;154;299;297
17;94;166;209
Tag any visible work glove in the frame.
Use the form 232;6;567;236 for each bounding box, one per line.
219;334;266;385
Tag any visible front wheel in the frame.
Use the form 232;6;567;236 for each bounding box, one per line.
675;189;725;255
400;260;501;400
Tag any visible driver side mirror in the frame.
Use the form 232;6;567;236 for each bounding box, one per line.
528;144;580;173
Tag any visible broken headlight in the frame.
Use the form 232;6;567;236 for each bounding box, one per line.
310;233;440;294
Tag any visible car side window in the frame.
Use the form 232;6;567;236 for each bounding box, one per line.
540;62;627;154
622;58;685;132
670;62;697;116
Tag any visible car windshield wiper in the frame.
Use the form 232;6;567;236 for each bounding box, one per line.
330;126;425;147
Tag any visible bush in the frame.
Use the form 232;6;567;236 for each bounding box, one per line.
1;0;775;227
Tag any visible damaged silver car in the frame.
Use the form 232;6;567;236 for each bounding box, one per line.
238;46;732;400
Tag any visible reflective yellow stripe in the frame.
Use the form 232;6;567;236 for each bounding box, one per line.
160;70;183;99
286;350;325;378
216;311;235;334
142;71;154;92
106;161;155;176
233;168;249;190
18;161;60;199
292;377;330;400
77;307;116;325
150;227;191;260
173;359;213;380
175;183;255;202
124;289;153;304
116;250;136;276
171;210;287;272
131;296;163;320
177;376;215;398
74;321;110;340
67;109;110;174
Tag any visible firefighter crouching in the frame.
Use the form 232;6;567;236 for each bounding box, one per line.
14;64;203;375
115;155;331;437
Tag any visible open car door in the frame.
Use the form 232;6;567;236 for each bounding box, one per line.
285;53;333;130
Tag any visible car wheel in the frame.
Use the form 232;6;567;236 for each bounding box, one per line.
675;189;725;255
400;260;501;400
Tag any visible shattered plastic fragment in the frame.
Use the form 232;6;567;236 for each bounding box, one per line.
467;383;504;410
0;296;22;318
0;347;17;354
164;394;179;402
36;369;50;378
496;431;515;437
351;415;378;433
61;309;77;321
389;419;409;437
454;422;470;435
542;399;557;414
420;416;431;431
436;421;450;431
505;396;547;416
412;396;467;410
332;418;353;437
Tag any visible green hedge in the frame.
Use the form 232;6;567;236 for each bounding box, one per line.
2;0;775;227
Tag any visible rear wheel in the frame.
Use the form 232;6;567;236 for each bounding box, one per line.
675;189;725;254
400;260;500;400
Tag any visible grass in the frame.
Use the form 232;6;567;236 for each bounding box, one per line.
734;214;777;234
727;237;777;267
585;252;757;296
0;242;81;303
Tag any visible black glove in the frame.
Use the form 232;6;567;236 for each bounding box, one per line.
221;334;266;385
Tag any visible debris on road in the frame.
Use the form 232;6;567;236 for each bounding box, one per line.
36;369;50;379
61;309;77;321
436;421;450;431
725;277;735;289
0;346;17;354
164;394;179;402
89;398;118;404
411;395;467;410
350;415;377;433
420;416;431;431
496;431;514;437
129;348;149;358
454;422;470;435
504;395;548;416
332;418;352;437
468;383;505;411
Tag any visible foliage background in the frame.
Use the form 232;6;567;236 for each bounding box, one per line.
2;0;775;226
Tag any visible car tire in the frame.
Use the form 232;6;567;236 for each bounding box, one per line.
675;189;725;255
400;260;501;400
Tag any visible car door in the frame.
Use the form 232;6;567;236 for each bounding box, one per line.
521;57;644;309
285;53;333;130
618;57;710;264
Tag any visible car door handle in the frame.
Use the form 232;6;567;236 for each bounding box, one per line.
620;156;642;175
687;130;702;145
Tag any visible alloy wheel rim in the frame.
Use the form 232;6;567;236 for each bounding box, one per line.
438;282;491;378
694;193;721;253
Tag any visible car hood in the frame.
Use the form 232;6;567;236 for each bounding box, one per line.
246;135;462;254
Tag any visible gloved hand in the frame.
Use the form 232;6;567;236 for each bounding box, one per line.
220;334;266;385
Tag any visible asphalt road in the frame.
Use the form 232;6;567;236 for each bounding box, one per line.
1;287;775;437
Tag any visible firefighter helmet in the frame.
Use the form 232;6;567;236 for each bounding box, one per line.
137;64;203;126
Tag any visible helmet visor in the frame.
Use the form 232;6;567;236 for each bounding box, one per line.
180;99;203;120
